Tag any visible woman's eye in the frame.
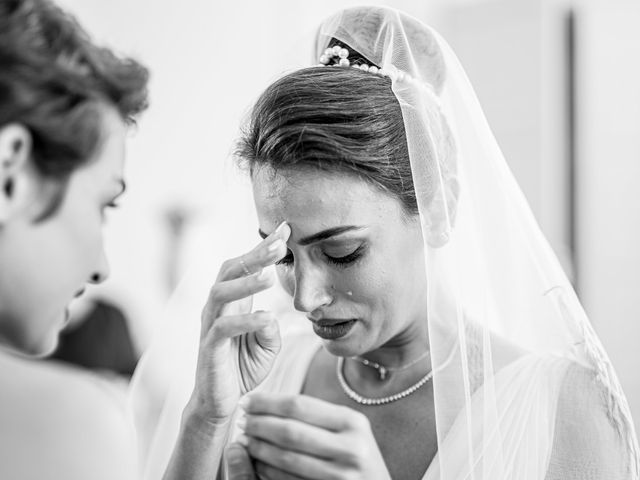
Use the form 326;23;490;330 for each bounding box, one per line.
325;245;365;267
276;249;294;266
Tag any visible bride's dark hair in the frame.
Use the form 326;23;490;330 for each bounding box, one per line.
236;61;419;216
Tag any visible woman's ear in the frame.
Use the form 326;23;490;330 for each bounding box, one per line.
0;123;37;224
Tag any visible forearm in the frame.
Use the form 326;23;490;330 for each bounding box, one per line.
162;400;232;480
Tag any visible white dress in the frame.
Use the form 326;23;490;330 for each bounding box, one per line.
227;330;632;480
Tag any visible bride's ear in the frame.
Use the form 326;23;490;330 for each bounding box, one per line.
0;123;39;224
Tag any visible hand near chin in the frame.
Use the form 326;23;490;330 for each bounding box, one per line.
237;393;392;480
188;222;291;426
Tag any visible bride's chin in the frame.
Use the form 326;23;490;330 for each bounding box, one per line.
321;336;371;359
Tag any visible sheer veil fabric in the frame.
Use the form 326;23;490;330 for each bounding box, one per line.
130;6;639;479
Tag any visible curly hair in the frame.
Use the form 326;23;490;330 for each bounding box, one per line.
0;0;149;216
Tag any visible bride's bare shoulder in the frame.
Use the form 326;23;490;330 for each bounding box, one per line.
546;360;636;478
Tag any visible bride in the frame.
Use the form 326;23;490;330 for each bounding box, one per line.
136;6;639;480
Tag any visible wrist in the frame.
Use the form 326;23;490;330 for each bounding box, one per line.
182;397;234;439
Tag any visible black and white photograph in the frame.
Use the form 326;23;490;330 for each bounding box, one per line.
1;0;639;478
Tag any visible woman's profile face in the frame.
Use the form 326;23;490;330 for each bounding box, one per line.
0;105;127;356
253;166;428;357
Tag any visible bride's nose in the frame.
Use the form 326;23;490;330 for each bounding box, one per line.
292;263;333;313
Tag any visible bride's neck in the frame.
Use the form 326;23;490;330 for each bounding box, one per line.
346;320;430;385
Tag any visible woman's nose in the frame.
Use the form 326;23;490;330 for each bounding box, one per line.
292;265;333;313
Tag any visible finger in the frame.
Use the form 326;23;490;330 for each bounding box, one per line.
246;435;344;480
243;413;342;459
225;443;257;480
203;270;274;324
207;312;275;345
218;222;291;282
241;393;365;432
233;318;281;358
255;460;306;480
252;312;281;352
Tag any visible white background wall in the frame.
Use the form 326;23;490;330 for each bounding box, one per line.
57;0;640;430
575;0;640;433
55;0;438;349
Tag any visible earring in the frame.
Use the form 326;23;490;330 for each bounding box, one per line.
427;230;450;248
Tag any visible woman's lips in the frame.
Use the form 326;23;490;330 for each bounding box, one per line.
311;319;357;340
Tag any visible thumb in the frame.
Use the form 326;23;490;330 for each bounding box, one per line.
225;443;256;480
253;314;281;353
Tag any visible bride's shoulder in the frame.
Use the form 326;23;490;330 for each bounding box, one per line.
0;351;137;480
547;359;636;478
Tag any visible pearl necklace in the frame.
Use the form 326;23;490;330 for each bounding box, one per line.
336;357;433;406
353;350;430;380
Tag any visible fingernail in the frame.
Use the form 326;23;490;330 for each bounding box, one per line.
236;416;246;431
236;433;249;447
263;315;278;332
274;221;290;240
267;239;283;253
275;221;287;233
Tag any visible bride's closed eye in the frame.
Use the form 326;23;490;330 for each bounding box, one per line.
324;243;366;267
276;248;294;266
276;244;366;268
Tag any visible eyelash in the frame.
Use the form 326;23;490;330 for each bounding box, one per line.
276;245;365;268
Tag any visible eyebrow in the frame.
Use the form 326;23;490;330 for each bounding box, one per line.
258;225;365;246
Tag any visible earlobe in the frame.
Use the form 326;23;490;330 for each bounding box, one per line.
425;178;459;249
426;229;450;248
0;124;34;224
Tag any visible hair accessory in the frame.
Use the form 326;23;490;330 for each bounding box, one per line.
319;46;388;78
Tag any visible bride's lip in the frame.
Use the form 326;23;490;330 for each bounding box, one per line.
310;317;356;327
311;319;357;340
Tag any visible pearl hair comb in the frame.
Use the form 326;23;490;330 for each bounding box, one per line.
318;45;395;78
318;46;435;98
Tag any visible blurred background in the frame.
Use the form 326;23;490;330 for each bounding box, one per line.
53;0;640;431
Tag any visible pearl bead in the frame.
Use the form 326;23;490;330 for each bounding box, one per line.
319;54;329;65
338;48;349;59
369;66;379;74
325;47;333;56
332;45;341;55
339;58;350;67
359;64;369;71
